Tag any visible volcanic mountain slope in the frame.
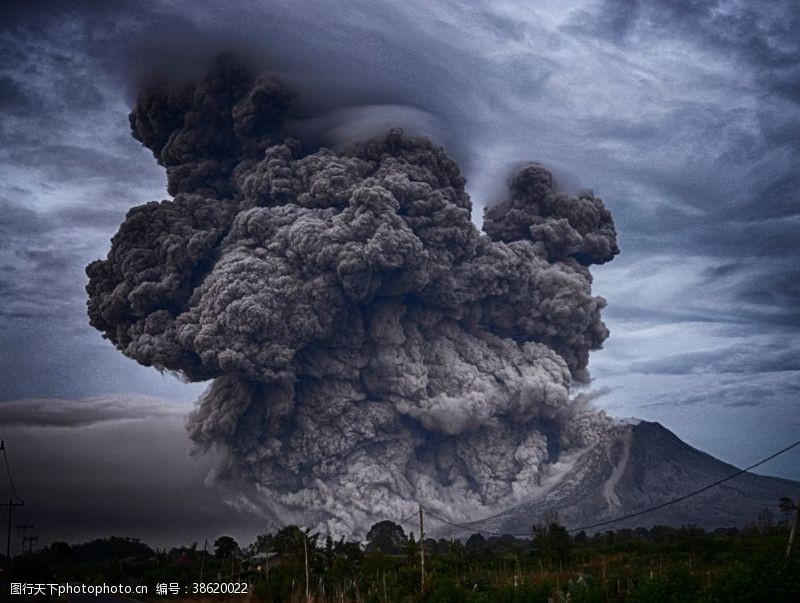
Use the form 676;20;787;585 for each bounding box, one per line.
441;421;800;536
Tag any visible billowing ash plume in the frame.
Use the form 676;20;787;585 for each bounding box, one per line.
86;56;620;535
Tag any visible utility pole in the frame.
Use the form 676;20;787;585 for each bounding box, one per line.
199;538;207;581
302;532;310;603
16;523;35;553
787;496;800;559
419;505;425;595
2;498;24;572
27;536;38;554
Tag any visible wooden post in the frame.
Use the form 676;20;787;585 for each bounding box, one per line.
787;496;800;559
419;505;425;595
199;539;207;582
303;533;310;602
2;497;24;573
5;497;11;573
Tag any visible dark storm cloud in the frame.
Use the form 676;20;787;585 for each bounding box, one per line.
0;0;197;193
0;1;186;404
0;193;206;401
0;0;795;368
0;202;80;322
571;0;800;72
0;76;34;114
0;197;44;239
52;203;135;230
0;0;480;163
0;198;119;322
566;1;800;338
0;321;205;402
7;144;154;183
734;270;800;326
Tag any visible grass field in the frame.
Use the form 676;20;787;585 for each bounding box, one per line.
8;520;800;602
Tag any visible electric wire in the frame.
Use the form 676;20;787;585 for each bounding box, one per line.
423;508;531;537
396;511;418;527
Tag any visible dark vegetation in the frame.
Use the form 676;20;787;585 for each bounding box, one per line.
6;506;800;602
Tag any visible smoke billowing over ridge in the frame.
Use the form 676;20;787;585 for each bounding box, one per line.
86;55;619;535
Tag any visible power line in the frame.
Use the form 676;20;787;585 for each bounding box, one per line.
397;511;418;526
420;437;800;537
423;508;530;537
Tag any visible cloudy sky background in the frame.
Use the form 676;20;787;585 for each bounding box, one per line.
1;0;799;546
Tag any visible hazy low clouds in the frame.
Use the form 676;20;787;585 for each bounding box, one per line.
0;394;185;427
1;395;264;548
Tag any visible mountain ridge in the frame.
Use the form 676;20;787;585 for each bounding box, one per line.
434;420;799;536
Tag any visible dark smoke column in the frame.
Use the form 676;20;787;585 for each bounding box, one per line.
87;56;619;534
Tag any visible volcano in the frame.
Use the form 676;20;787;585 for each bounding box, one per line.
437;420;799;536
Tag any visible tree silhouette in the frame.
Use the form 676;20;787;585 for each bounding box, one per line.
532;513;572;563
366;521;407;554
213;536;239;560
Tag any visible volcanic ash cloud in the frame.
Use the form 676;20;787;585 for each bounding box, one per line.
86;57;620;535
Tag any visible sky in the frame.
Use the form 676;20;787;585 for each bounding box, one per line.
0;0;799;547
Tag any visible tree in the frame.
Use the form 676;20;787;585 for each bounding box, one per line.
253;532;275;554
272;526;302;557
366;521;407;554
532;516;572;564
465;533;486;553
49;541;72;564
779;496;797;520
71;536;153;563
214;536;239;560
757;509;775;534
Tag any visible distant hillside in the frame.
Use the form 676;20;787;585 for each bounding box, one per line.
441;421;800;536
